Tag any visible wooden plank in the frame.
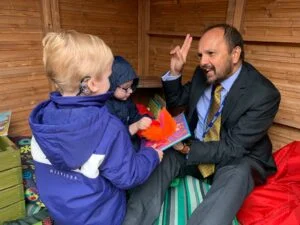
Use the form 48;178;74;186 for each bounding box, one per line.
40;0;60;91
0;185;24;209
226;0;247;31
144;0;150;76
138;0;150;75
149;0;227;34
146;0;228;86
226;0;236;26
0;200;25;224
244;43;300;130
232;0;246;31
269;123;300;152
40;0;52;34
0;0;49;137
59;0;139;70
148;30;201;38
139;76;162;88
40;0;60;33
148;36;199;84
0;0;40;12
242;0;300;44
0;167;23;191
51;0;60;31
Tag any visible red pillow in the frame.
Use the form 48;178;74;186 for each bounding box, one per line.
237;141;300;225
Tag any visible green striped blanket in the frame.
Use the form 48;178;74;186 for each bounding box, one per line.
155;176;239;225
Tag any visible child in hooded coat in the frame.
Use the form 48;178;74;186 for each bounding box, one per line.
106;56;152;150
29;31;162;225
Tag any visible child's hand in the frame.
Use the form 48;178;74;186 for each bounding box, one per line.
156;150;164;162
149;144;164;162
137;117;152;130
129;117;152;135
173;142;190;154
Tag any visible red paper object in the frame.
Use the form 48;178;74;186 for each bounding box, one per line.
138;107;176;141
136;103;154;118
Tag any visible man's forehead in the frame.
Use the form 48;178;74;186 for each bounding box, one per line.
198;29;225;49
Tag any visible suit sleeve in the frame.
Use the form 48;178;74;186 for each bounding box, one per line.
99;128;159;190
186;87;280;166
162;75;192;108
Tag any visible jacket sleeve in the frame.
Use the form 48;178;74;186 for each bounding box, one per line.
162;75;192;108
99;127;159;190
186;88;280;166
127;99;143;124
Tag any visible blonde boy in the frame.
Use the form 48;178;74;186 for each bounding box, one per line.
29;30;162;225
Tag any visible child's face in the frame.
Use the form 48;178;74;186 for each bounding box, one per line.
114;80;134;101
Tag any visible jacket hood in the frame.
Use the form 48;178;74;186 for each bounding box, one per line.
109;56;139;92
29;91;113;171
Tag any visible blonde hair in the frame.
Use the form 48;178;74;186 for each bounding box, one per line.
42;30;113;94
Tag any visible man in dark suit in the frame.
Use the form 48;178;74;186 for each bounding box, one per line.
123;24;280;225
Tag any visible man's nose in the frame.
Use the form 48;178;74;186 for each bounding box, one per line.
200;55;209;67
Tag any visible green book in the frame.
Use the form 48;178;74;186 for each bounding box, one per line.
0;111;11;136
148;97;161;118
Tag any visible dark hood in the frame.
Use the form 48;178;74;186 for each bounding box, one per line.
29;91;113;171
109;56;139;92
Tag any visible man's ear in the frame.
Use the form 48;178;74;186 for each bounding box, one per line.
87;77;100;93
232;46;242;64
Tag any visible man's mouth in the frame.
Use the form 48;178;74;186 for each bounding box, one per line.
202;66;214;74
205;69;214;75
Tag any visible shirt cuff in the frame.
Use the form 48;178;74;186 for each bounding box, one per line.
162;71;181;81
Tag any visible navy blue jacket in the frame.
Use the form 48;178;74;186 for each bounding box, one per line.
106;56;141;126
29;92;159;225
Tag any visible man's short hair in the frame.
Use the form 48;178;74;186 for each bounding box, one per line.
203;24;245;61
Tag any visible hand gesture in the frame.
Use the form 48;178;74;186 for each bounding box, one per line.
170;34;193;76
137;117;152;130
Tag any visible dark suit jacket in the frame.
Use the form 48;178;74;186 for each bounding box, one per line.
162;62;281;181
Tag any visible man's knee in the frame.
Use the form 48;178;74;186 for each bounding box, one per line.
215;160;254;188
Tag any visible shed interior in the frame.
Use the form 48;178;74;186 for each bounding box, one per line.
0;0;300;151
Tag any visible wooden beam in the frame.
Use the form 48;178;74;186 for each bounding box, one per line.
226;0;247;31
40;0;61;91
40;0;52;34
138;0;150;76
148;30;201;39
40;0;61;35
50;0;61;32
226;0;236;26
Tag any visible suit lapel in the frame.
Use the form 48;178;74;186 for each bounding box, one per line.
221;64;248;124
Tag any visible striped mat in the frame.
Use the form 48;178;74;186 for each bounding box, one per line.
154;176;240;225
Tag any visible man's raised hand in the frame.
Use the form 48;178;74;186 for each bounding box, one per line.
170;34;193;76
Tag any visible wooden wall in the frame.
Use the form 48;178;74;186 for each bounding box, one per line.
140;0;229;84
59;0;139;69
0;0;299;151
0;0;140;136
138;0;300;151
241;0;300;150
0;0;49;135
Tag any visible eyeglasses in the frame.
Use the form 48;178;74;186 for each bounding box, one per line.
118;85;136;93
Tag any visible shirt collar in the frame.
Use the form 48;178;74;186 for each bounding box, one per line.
220;64;242;92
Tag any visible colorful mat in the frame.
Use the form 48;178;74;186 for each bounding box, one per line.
155;176;239;225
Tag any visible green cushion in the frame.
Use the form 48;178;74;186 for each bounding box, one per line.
155;176;239;225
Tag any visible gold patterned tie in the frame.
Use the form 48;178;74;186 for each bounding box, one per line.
198;84;223;178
